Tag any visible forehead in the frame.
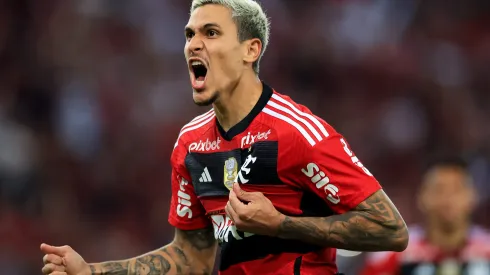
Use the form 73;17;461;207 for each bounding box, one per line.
187;4;235;29
423;166;470;190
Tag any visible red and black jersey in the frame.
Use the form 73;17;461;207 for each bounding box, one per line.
360;226;490;275
168;83;381;275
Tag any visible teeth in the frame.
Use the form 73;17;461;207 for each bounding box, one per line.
191;60;204;66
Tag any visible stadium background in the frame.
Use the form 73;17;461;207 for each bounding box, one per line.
0;0;489;273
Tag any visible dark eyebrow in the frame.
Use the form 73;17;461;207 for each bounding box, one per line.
184;23;221;33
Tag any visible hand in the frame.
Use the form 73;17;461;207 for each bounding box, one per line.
225;182;285;236
40;243;91;275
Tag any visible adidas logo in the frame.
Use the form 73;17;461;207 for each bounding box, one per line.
199;167;212;183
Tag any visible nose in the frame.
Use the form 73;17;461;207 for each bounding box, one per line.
188;36;204;55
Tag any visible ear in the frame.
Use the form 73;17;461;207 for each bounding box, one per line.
243;38;262;64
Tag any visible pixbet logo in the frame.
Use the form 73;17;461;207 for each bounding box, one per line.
189;137;221;152
240;130;271;148
176;178;192;218
301;163;340;204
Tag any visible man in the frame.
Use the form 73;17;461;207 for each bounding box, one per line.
360;157;490;275
40;1;409;274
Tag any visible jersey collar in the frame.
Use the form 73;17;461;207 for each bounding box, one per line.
216;82;273;141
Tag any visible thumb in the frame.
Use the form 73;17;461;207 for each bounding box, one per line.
233;183;254;201
40;243;69;257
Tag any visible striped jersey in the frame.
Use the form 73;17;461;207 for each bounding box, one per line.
168;82;382;275
360;225;490;275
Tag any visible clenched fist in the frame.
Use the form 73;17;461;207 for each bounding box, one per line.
40;243;91;275
225;182;285;236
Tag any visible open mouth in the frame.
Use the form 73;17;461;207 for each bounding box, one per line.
191;60;208;84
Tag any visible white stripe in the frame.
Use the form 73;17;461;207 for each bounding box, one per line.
204;167;212;181
192;108;214;122
271;94;329;138
263;107;316;146
181;109;214;132
267;101;323;142
174;113;215;148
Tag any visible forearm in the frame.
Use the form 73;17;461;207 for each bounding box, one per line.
88;243;211;275
277;214;406;251
277;191;408;251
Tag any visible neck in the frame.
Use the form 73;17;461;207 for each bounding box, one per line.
213;74;263;131
426;221;469;252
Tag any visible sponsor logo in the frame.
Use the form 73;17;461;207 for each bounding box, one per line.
340;138;373;176
189;137;221;152
224;157;238;190
199;167;212;183
237;154;257;184
211;215;254;242
176;178;193;218
240;130;271;148
301;163;340;204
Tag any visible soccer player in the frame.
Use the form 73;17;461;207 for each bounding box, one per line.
40;1;409;274
360;157;490;275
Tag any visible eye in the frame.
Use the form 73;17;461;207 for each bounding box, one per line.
185;31;194;40
208;30;218;37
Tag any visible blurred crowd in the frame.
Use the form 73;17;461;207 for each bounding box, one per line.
0;0;489;273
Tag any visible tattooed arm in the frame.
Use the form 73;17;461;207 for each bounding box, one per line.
89;227;217;275
277;190;409;251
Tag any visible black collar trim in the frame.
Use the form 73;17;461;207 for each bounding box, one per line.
216;82;273;141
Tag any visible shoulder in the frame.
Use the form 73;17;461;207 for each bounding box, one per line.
261;91;332;148
172;109;215;163
466;225;490;256
173;109;215;149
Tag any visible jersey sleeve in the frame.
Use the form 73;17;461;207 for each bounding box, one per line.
168;142;210;230
279;128;382;214
359;252;400;275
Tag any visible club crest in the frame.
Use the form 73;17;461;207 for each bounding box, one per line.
224;157;238;190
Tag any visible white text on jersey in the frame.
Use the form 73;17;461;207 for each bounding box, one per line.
177;178;193;218
302;163;340;204
211;215;254;242
240;130;271;148
340;138;373;176
237;154;257;183
189;137;221;152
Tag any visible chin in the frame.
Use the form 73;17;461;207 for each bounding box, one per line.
193;89;219;106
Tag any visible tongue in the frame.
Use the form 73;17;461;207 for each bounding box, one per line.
197;76;205;81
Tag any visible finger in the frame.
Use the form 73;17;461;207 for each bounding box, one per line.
225;201;239;223
49;272;67;275
40;243;70;257
228;189;246;211
42;263;65;274
43;254;64;265
233;183;258;201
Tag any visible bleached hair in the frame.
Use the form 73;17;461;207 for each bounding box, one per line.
190;0;270;74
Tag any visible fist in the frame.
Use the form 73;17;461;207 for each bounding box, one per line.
225;183;285;236
40;243;91;275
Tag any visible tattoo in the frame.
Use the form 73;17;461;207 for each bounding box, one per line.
277;190;408;251
130;254;171;275
90;227;217;275
91;262;128;275
177;227;216;250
